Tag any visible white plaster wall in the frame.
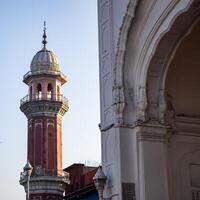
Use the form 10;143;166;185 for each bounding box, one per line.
98;1;137;199
98;0;132;128
98;0;172;199
98;0;200;200
168;133;200;200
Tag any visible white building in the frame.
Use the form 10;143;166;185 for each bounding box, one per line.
97;1;200;200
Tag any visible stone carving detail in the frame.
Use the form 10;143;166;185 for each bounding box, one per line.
165;94;175;126
20;101;68;119
136;86;147;122
113;85;125;125
113;0;138;125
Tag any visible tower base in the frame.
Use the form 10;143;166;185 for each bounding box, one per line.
20;175;69;200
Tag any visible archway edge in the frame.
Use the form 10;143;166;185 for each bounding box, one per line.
115;0;138;85
115;0;200;123
113;0;138;124
142;1;200;122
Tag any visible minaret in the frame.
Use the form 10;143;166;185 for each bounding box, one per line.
19;23;69;200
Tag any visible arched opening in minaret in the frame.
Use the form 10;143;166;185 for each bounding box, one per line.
37;83;42;100
29;86;32;100
47;83;53;100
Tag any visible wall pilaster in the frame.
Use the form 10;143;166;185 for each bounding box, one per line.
136;124;170;200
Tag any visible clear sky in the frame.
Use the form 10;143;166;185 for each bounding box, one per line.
0;1;100;199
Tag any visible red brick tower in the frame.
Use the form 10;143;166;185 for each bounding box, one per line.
20;24;69;200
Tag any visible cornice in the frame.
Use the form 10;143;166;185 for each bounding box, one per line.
20;100;68;119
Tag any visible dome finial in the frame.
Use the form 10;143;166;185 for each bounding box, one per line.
42;21;47;50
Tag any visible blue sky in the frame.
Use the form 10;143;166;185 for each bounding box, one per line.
0;1;100;199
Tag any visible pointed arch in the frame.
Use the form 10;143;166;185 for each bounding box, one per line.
47;83;53;100
144;1;200;122
36;83;42;100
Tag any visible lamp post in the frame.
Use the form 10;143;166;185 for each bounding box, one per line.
93;166;107;200
23;161;33;200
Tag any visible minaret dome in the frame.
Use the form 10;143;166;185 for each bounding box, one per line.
30;22;60;73
23;23;66;85
30;49;60;72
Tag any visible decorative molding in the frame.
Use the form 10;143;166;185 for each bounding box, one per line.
112;85;125;125
20;175;69;196
98;0;113;130
136;123;169;142
99;0;139;128
20;100;68;119
174;115;200;135
136;86;147;122
113;0;138;125
135;0;180;122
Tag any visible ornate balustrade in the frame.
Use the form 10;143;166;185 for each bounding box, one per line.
20;168;69;184
20;93;68;106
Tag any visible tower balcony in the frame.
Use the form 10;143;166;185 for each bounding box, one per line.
20;168;70;181
20;93;68;118
19;169;70;198
20;93;68;106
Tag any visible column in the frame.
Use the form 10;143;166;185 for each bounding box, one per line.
136;124;170;200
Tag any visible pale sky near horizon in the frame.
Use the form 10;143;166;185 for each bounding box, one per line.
0;1;100;199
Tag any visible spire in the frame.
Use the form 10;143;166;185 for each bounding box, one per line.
42;21;47;50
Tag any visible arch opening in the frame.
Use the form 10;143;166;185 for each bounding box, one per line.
36;83;42;100
146;2;200;122
142;4;200;199
47;83;53;100
165;19;200;124
148;16;200;200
